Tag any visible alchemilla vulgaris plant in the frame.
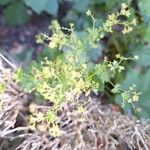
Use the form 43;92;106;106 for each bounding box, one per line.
13;3;141;137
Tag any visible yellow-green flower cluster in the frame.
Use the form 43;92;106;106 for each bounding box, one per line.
103;3;136;34
111;83;141;112
107;54;139;74
15;3;140;137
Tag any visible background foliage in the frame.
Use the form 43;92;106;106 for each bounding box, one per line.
0;0;150;119
0;0;60;25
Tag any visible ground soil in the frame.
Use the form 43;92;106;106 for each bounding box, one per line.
0;11;51;59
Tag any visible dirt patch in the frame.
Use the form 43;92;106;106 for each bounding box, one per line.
0;11;51;61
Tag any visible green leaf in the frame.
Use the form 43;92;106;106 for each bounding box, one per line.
24;0;48;14
73;0;90;13
21;76;37;93
111;84;121;94
4;2;30;25
87;45;103;62
24;0;58;15
16;64;38;93
115;69;150;119
144;26;150;41
12;48;34;65
37;46;62;62
45;0;58;16
0;0;11;5
131;46;150;67
138;0;150;21
105;0;119;10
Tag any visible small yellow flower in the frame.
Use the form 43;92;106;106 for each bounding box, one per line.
122;3;128;9
49;41;56;48
132;19;137;26
122;28;128;34
132;95;139;102
108;13;115;20
86;10;91;16
125;10;131;17
116;54;121;58
136;108;141;112
49;124;61;137
128;27;133;32
134;55;139;60
0;83;4;93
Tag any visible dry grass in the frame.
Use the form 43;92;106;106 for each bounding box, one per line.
0;68;150;150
